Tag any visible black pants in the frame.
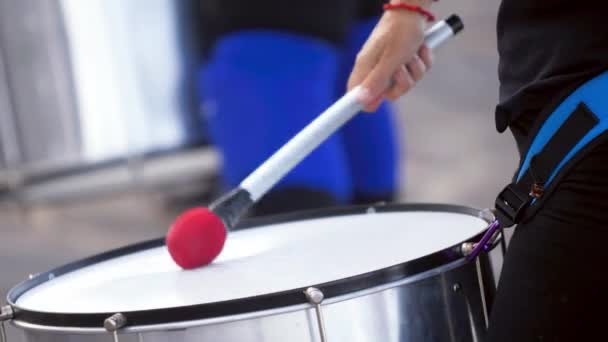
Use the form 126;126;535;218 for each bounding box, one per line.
487;139;608;341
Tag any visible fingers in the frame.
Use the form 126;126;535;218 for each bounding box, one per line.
359;58;398;107
356;30;420;106
346;10;428;109
385;65;415;101
364;96;384;112
347;55;373;93
405;54;426;82
347;33;383;93
383;47;431;103
418;45;434;70
359;46;433;111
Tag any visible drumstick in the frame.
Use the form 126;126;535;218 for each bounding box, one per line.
167;15;464;269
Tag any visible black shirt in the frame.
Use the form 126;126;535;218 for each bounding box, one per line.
496;1;608;140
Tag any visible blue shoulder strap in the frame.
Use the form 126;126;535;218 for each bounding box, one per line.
495;71;608;227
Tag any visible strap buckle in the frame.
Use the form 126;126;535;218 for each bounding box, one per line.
494;183;532;227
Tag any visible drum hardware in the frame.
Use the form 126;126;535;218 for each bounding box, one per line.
0;322;5;342
30;273;56;281
457;208;500;329
475;258;490;328
478;208;496;224
482;208;508;255
462;219;502;261
454;246;493;328
460;208;503;258
529;183;544;199
0;305;14;342
104;313;127;342
304;287;328;342
460;242;476;256
459;226;502;258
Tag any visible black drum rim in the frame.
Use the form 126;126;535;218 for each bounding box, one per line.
7;203;490;329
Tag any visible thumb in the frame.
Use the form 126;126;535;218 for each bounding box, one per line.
359;47;403;106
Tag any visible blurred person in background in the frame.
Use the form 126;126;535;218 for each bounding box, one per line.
197;0;402;216
348;0;608;341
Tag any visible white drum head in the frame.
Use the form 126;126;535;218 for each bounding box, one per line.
14;207;488;314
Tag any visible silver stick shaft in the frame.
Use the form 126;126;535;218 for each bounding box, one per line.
241;17;459;201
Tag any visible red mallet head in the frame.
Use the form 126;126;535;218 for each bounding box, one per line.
166;207;227;269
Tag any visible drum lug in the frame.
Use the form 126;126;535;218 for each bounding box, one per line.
0;305;14;342
104;313;127;342
0;306;13;322
478;208;496;223
304;287;328;342
460;242;476;256
460;229;503;258
455;208;503;258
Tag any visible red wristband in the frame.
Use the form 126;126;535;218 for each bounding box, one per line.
383;3;436;22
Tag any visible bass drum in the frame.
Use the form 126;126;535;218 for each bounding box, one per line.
6;204;502;342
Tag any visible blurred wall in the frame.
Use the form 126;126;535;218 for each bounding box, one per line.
0;0;81;170
398;1;517;209
0;0;203;179
0;44;15;172
61;0;192;161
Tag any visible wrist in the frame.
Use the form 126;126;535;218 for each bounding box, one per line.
384;2;436;22
389;0;433;9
